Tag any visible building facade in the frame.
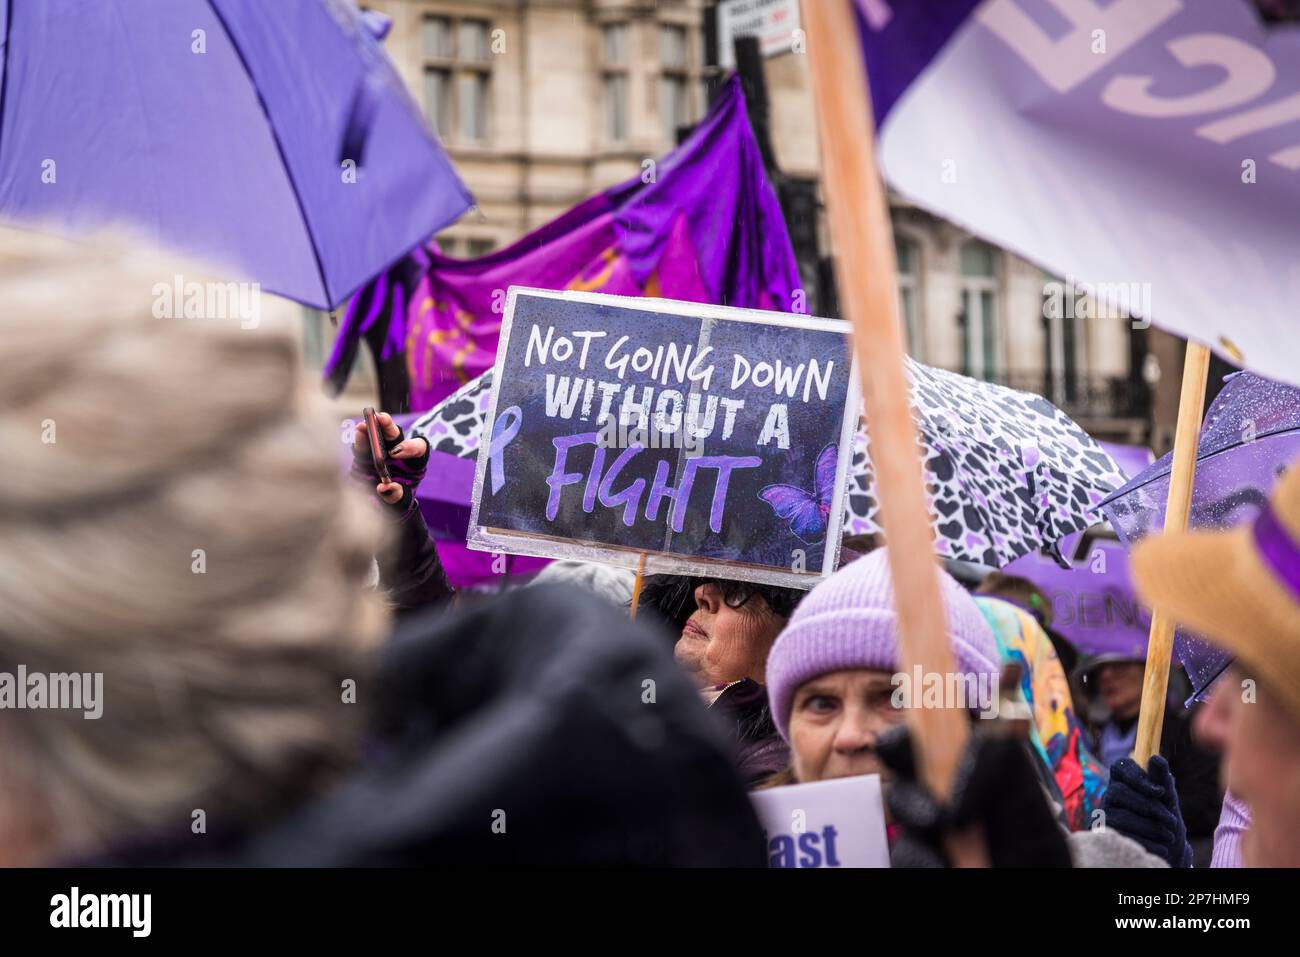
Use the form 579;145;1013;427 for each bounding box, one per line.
366;0;713;251
325;0;1167;448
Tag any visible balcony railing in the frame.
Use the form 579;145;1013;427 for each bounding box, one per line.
978;370;1151;421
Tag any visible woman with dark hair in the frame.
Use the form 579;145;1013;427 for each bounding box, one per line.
638;576;805;787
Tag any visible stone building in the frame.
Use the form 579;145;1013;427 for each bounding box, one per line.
319;0;1173;448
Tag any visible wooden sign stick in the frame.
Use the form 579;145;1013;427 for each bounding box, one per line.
1133;341;1210;767
629;552;647;620
799;1;972;809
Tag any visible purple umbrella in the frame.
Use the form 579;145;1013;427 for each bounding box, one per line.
1101;372;1300;700
1004;442;1155;659
0;0;472;309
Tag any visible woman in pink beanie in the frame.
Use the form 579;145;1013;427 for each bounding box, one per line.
765;548;1001;784
762;550;1171;867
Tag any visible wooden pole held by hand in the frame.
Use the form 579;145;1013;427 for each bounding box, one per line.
1133;341;1211;767
799;0;971;807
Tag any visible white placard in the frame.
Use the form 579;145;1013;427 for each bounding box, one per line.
750;774;890;868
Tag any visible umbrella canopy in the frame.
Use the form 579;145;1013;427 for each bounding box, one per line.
0;0;472;310
846;360;1125;567
411;360;1126;567
1101;371;1300;699
1003;442;1155;659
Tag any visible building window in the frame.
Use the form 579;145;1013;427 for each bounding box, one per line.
437;235;498;259
603;23;630;143
959;240;1000;381
422;14;491;144
660;24;691;141
895;236;922;359
459;19;490;61
422;15;452;58
1042;274;1081;405
301;308;377;393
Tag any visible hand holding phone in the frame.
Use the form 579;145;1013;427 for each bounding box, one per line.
363;406;392;485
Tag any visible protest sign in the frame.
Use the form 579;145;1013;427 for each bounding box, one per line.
749;774;890;868
467;287;858;588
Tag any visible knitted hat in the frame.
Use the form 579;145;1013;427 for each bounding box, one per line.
766;548;1001;741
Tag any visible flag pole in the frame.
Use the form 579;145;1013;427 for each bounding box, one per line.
1133;341;1210;767
799;1;972;811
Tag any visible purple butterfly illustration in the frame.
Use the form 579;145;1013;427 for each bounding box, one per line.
759;444;839;544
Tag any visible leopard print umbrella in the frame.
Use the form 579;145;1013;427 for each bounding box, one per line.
411;360;1125;568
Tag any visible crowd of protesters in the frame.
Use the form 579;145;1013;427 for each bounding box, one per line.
1;231;1297;868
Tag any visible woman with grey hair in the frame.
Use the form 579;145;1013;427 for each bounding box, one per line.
0;229;762;867
0;230;393;865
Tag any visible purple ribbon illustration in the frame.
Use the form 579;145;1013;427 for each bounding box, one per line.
488;406;523;495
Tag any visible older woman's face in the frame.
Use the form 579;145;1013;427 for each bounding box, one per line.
789;668;906;783
1195;666;1300;867
674;582;785;687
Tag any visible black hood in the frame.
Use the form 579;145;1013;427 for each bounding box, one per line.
234;584;765;866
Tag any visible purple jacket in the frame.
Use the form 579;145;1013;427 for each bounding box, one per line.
711;679;790;789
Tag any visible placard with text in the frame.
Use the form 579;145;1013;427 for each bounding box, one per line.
467;287;858;587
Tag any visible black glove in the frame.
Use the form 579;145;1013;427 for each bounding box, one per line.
877;723;1073;868
1102;755;1193;868
350;420;430;515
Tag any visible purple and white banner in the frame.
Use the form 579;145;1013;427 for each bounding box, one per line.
856;0;1300;387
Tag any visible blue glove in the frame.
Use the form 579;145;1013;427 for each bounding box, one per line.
1102;755;1193;868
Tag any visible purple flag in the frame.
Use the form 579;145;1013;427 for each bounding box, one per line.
854;0;1300;389
325;76;802;412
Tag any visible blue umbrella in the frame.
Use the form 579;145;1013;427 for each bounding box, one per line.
0;0;472;309
1101;372;1300;700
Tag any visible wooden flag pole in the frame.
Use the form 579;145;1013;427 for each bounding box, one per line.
800;1;971;808
629;552;647;620
1133;341;1211;767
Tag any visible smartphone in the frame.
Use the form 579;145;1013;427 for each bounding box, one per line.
362;407;392;485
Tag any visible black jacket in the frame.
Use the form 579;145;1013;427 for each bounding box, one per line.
88;586;766;867
1158;706;1222;839
248;585;765;865
376;488;454;612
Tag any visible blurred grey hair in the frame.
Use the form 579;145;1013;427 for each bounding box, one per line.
0;228;388;862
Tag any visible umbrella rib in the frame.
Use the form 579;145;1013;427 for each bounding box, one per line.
0;0;16;175
0;0;13;165
205;0;333;308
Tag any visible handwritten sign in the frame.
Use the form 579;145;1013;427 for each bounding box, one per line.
467;288;858;587
750;774;890;868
